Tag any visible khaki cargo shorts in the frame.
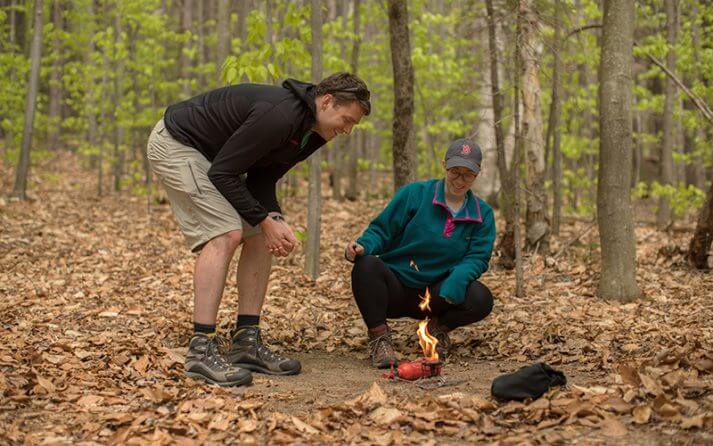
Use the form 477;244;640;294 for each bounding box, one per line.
146;118;260;252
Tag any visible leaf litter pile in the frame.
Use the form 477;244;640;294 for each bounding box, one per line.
1;154;711;445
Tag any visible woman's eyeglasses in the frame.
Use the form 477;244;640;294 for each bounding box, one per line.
446;170;477;183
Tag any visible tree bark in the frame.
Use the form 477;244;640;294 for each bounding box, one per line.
112;11;124;192
519;0;549;253
196;0;205;89
305;0;323;279
345;0;362;201
485;0;516;267
216;0;230;84
47;0;63;151
550;0;563;236
688;180;713;269
85;0;98;170
237;0;248;48
513;1;524;297
12;0;44;200
387;0;416;190
596;0;641;301
657;0;678;230
180;0;193;96
473;13;499;202
265;0;275;83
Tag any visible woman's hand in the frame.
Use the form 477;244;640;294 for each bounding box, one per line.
344;241;365;262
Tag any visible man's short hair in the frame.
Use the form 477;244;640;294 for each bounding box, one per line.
315;72;371;116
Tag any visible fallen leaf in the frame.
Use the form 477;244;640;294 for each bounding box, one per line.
98;311;119;318
632;405;652;424
600;418;627;437
291;416;319;435
237;419;258;433
133;355;149;374
370;407;403;426
34;372;56;393
680;414;705;429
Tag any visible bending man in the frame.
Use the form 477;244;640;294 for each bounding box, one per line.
147;73;371;386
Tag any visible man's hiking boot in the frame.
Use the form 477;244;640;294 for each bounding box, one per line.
427;320;453;361
368;326;398;369
185;333;253;387
228;326;301;375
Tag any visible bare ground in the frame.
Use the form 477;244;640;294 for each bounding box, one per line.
1;153;711;445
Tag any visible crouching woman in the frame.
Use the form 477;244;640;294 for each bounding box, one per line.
345;139;496;368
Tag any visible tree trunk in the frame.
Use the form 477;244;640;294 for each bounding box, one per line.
8;0;17;47
85;0;98;170
265;0;275;83
485;0;516;268
596;0;641;301
345;0;361;201
473;14;499;202
112;12;124;192
237;0;248;47
688;180;713;269
387;0;416;190
305;0;323;279
513;1;524;297
180;0;193;97
689;2;706;190
550;0;563;236
196;0;205;90
519;0;549;253
657;0;678;230
47;0;63;151
97;19;111;196
216;0;230;84
330;2;348;201
12;0;43;200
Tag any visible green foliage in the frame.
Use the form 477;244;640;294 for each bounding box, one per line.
0;0;709;221
634;179;707;219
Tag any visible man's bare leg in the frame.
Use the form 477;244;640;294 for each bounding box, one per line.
236;232;272;316
186;230;252;387
229;232;301;375
193;230;243;325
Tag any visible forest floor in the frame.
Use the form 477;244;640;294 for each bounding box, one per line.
1;151;712;445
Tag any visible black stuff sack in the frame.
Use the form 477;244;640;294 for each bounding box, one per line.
491;363;567;401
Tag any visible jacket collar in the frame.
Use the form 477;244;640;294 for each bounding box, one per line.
432;179;483;222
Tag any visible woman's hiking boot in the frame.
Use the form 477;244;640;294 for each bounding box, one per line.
427;320;453;361
368;325;399;369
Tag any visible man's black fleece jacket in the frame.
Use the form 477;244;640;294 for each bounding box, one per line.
163;79;326;226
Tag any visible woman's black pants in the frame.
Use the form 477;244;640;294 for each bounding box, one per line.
351;255;494;330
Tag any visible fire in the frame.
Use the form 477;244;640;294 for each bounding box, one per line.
417;288;439;361
418;288;432;312
417;318;439;361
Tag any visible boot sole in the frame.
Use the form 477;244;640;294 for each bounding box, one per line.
233;362;301;376
186;371;253;387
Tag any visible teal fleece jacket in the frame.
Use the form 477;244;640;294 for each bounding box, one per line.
356;179;496;305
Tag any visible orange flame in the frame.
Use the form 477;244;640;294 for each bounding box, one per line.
418;288;432;312
417;318;439;361
417;288;438;361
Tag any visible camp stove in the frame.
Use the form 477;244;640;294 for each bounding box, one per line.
383;358;443;381
383;288;446;382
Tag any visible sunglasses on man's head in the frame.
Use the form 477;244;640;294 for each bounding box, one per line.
330;87;371;101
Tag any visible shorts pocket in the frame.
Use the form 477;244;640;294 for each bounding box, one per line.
185;162;203;196
155;160;203;197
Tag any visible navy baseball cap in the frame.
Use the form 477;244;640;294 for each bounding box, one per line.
445;138;482;174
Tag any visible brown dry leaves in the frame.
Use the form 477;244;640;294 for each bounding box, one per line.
0;154;711;444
